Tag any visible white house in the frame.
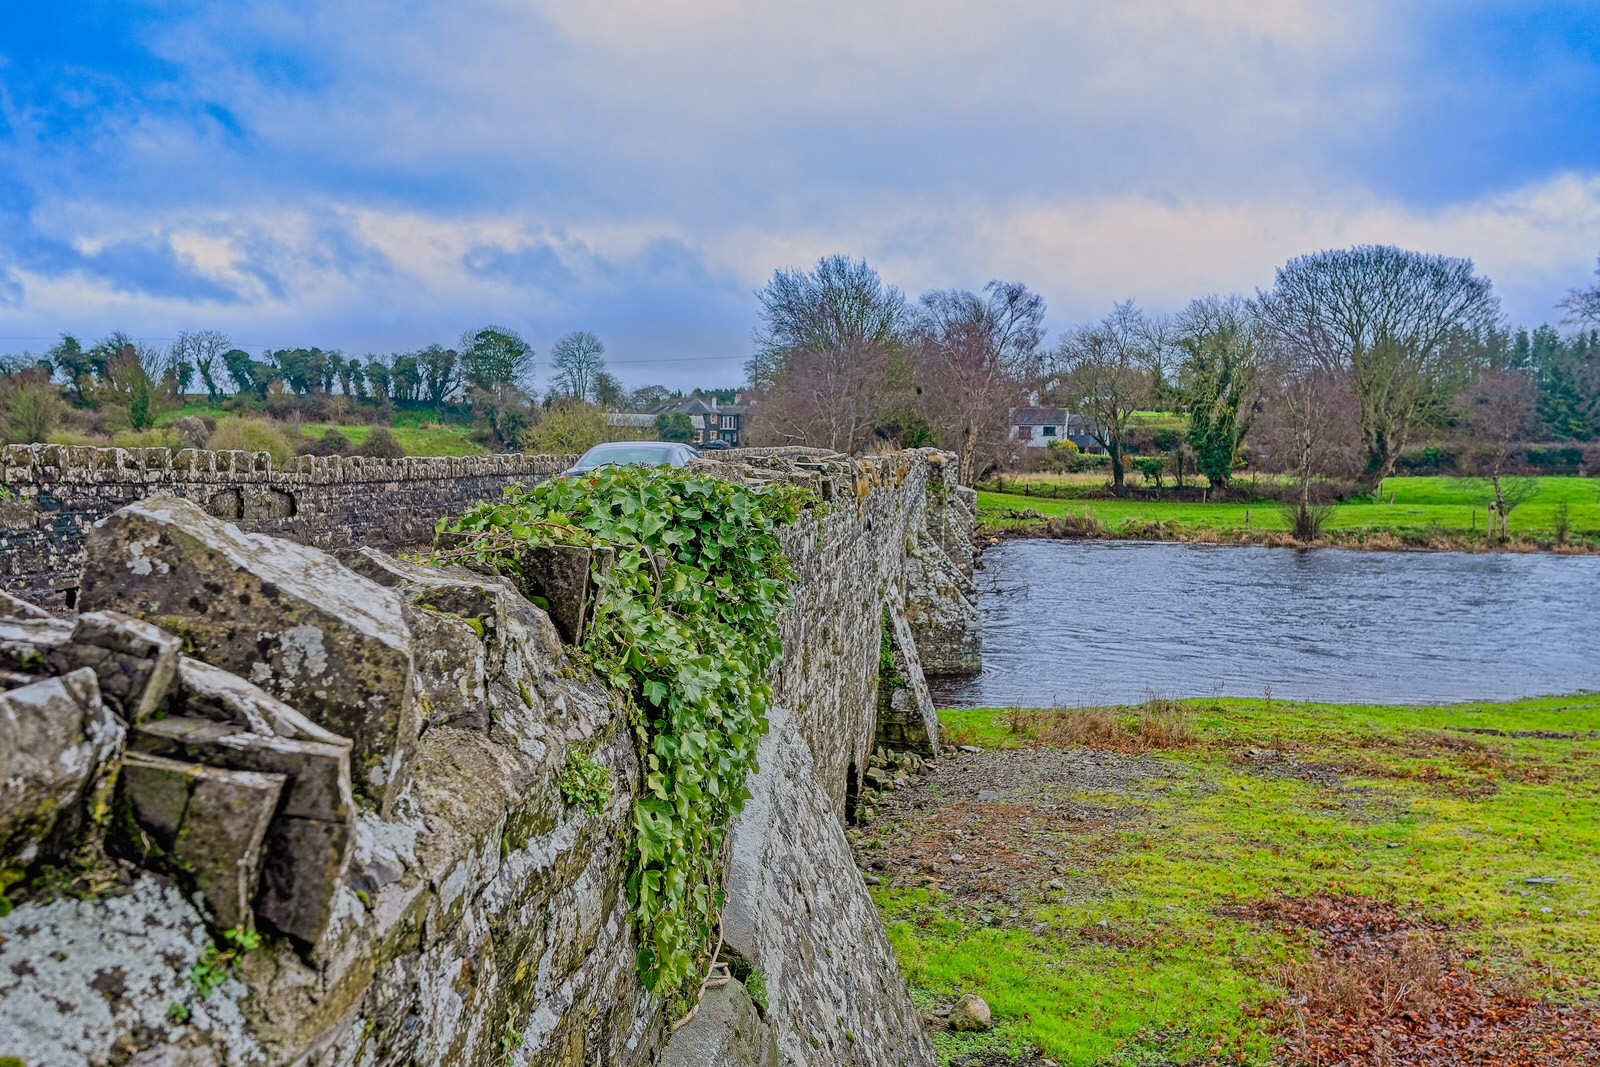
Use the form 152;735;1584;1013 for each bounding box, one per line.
1009;407;1103;450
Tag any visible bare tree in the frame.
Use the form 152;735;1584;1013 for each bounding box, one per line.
916;281;1045;485
1048;301;1155;491
1456;371;1539;539
1558;255;1600;327
1171;295;1262;491
550;331;607;401
1253;348;1361;540
748;255;911;453
1258;245;1502;485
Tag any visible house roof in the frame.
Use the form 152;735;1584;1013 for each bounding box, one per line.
1009;406;1073;425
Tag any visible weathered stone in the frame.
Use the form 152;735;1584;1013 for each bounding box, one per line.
0;615;73;674
0;668;123;868
948;992;992;1032
661;980;779;1067
118;750;286;930
875;606;942;757
78;495;418;812
903;528;982;675
0;588;50;619
69;610;182;721
716;706;937;1067
403;604;490;731
256;815;353;945
509;543;608;645
177;655;347;744
129;717;353;822
0;878;261;1067
343;546;572;748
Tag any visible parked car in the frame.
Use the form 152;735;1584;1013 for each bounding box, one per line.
700;439;734;451
558;441;701;477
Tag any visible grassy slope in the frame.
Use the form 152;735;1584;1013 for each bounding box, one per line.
872;697;1599;1065
978;476;1600;542
159;401;487;457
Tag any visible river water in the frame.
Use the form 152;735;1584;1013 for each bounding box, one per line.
929;540;1600;708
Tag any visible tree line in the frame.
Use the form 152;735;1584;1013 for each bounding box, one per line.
0;324;699;454
744;247;1600;527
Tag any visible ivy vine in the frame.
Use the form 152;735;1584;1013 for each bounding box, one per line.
432;465;812;999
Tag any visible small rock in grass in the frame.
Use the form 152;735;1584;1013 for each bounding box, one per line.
864;874;881;886
948;993;992;1032
976;790;999;802
960;745;982;754
1030;921;1049;936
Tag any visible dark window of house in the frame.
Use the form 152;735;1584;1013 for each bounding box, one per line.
1043;425;1057;436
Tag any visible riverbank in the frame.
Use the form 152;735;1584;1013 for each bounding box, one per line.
975;476;1600;554
852;696;1600;1066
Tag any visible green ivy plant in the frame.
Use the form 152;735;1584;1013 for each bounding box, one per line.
433;465;811;1000
190;924;261;997
560;748;610;815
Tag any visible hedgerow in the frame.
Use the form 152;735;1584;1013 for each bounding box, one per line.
433;465;812;999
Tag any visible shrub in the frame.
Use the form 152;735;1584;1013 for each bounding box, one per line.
172;416;211;449
208;417;294;466
523;403;607;454
356;426;405;458
655;412;695;444
298;428;351;456
0;381;66;444
111;428;182;449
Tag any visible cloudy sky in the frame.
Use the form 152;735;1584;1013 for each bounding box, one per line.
4;1;1600;389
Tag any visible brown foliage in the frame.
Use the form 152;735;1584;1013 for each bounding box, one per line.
1007;698;1196;752
1244;893;1600;1066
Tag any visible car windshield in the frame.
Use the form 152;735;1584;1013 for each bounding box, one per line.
574;442;680;468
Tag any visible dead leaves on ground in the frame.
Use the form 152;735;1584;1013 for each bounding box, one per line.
1241;893;1600;1066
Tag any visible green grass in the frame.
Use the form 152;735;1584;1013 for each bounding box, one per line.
874;697;1600;1064
979;475;1600;543
156;400;487;457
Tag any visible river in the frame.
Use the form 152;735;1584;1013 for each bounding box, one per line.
929;540;1600;708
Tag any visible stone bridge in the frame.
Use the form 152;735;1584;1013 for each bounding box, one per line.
0;445;980;1066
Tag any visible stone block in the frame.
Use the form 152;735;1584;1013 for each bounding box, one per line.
70;610;182;722
0;590;49;620
78;495;418;813
119;750;286;930
177;655;347;745
256;814;353;944
127;716;355;944
130;717;352;823
506;543;605;645
0;668;123;868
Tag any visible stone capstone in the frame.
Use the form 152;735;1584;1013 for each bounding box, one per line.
177;654;347;744
78;495;418;813
0;668;123;869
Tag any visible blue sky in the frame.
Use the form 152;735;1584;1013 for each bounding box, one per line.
3;1;1600;389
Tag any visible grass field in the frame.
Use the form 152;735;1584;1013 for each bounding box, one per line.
158;401;487;457
859;697;1600;1065
978;476;1600;545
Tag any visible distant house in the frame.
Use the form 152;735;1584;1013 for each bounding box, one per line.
604;396;746;446
1009;407;1103;451
660;397;744;447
